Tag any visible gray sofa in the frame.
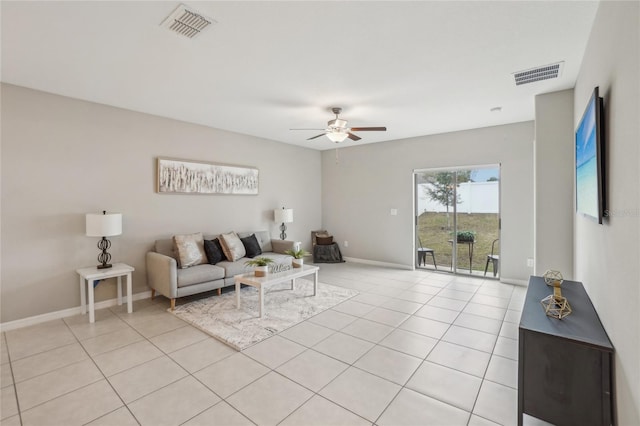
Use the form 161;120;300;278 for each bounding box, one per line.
146;231;295;310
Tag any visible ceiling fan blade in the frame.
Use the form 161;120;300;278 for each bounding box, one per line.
290;128;326;131
347;132;362;141
307;133;327;140
349;127;387;132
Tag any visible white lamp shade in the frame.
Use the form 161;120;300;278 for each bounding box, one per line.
86;213;122;237
274;208;293;223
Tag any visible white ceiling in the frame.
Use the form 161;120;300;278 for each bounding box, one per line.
1;1;599;150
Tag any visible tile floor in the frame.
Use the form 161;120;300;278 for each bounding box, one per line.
0;263;552;426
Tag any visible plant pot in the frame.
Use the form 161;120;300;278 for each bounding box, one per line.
254;266;268;277
292;258;303;268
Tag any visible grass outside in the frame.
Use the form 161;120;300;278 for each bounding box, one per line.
417;212;500;274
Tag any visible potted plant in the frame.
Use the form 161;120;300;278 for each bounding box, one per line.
244;257;274;277
456;231;476;243
285;248;310;268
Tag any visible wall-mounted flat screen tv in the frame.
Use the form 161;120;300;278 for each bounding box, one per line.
575;86;605;223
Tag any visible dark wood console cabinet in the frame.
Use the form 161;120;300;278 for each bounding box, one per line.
518;276;614;426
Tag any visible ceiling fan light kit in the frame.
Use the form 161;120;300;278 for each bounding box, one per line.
291;107;387;143
326;130;349;143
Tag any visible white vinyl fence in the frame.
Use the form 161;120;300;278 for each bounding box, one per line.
417;181;499;214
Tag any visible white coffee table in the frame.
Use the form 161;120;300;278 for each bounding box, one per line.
235;264;319;318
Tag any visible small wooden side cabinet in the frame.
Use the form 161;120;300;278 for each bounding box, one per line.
518;276;614;426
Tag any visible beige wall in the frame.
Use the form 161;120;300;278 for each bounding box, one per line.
573;1;640;424
1;84;322;323
534;89;575;277
321;121;535;283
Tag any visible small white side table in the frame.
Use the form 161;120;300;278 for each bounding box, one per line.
77;262;135;323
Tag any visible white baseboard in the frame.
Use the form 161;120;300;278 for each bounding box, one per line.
343;257;413;270
500;277;529;286
0;291;153;332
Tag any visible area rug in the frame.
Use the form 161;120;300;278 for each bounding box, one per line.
169;279;358;350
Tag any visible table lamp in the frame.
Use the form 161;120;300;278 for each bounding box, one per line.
274;207;293;240
86;210;122;269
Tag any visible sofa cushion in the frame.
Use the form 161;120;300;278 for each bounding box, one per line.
219;231;246;262
204;238;224;264
240;234;262;258
316;235;334;245
155;239;178;260
238;230;272;252
173;232;207;268
177;264;225;288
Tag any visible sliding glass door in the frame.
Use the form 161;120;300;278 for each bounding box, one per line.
415;165;500;277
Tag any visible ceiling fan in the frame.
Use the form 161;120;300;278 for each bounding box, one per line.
290;107;387;143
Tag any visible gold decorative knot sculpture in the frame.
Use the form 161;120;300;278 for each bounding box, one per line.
541;270;572;319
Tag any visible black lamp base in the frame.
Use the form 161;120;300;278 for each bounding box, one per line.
279;223;287;240
96;237;113;269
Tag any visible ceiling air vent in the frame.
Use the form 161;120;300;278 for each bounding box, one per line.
513;62;564;86
160;4;215;39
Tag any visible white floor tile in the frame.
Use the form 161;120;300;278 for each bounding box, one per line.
280;395;372;426
319;367;401;422
406;361;481;411
149;324;209;354
227;372;313;426
5;320;77;360
393;290;434;304
183;401;254;426
473;380;518;425
399;316;450;339
276;349;349;392
493;336;518;360
279;321;335;347
354;345;421;385
242;335;306;369
108;355;188;403
378;328;438;359
427;341;491;378
86;407;140;425
454;312;503;335
377;387;470;426
363;307;410;327
427;296;468;311
442;325;498;353
308;309;358;330
93;339;163;377
485;354;518;389
332;300;376;317
194;352;269;398
128;376;220;426
380;298;423;314
169;338;236;373
15;358;103;411
80;327;144;357
350;293;392;307
10;342;88;383
312;332;375;364
463;302;507;320
1;385;18;420
340;318;394;343
414;304;460;323
500;321;520;339
20;380;122;426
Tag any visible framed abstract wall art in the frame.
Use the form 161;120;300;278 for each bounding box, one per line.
157;158;259;195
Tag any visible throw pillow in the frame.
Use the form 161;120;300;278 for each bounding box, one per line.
219;231;246;262
204;238;224;264
316;235;334;245
173;232;207;268
240;234;262;258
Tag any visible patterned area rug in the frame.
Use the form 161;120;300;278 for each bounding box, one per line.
169;279;357;350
